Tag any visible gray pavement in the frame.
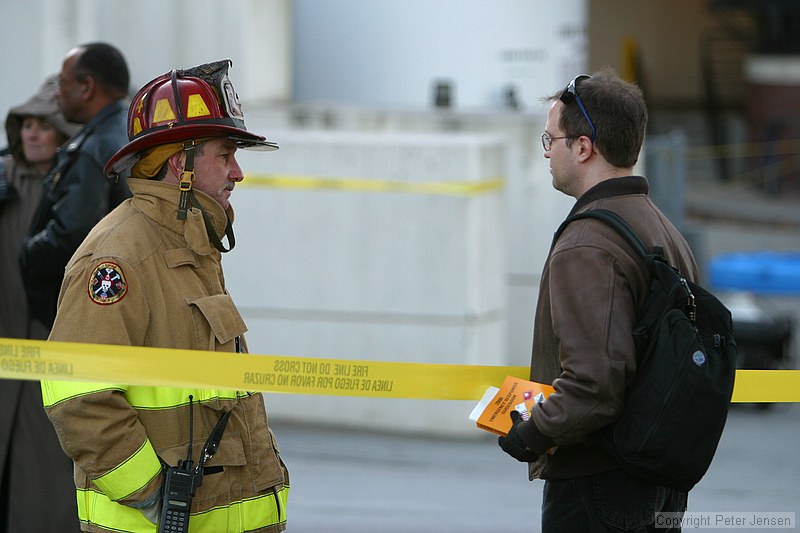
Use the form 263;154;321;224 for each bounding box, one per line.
270;402;800;533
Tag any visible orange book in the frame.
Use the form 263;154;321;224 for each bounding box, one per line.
469;375;555;437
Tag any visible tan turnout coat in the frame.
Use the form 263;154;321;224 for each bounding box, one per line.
42;178;288;532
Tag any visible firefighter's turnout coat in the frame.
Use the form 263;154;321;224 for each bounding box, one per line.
41;178;288;532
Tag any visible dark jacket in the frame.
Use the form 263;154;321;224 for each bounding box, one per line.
20;100;131;330
521;176;698;480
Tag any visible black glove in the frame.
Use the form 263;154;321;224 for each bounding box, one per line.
498;410;539;462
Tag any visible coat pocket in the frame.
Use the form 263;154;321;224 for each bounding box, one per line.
186;294;247;350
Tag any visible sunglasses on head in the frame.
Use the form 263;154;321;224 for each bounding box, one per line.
559;74;596;143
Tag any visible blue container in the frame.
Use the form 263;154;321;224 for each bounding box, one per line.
708;251;800;294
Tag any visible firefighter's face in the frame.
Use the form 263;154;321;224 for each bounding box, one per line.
179;138;245;209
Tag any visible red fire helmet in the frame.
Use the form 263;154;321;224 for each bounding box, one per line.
104;59;277;176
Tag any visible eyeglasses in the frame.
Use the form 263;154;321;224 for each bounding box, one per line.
559;74;597;143
541;132;576;151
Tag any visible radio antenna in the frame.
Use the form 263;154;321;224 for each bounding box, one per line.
186;395;194;465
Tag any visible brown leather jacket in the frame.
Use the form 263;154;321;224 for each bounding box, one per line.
520;176;698;480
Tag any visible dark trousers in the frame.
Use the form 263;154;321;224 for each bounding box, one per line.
542;469;687;533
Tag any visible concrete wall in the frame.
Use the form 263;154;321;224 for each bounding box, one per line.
227;126;510;436
243;103;575;365
224;104;580;435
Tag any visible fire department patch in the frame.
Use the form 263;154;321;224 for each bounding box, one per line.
88;262;128;305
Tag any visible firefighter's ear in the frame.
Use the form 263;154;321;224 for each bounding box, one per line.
165;151;185;179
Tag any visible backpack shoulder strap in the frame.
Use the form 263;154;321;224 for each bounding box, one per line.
560;209;697;323
554;208;651;260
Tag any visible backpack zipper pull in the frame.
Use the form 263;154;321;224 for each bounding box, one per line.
681;278;697;324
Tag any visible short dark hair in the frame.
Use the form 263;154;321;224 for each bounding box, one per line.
550;67;647;169
74;42;130;97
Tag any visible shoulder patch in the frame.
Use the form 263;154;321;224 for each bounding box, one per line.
88;262;128;305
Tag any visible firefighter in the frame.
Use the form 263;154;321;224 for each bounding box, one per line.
41;59;288;533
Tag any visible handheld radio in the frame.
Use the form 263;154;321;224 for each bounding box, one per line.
157;462;198;532
157;396;232;533
157;397;200;533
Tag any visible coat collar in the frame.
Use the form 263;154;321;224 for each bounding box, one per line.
569;176;649;216
62;101;127;156
127;178;234;254
83;100;126;132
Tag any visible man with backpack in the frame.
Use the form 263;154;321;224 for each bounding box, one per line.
497;69;699;532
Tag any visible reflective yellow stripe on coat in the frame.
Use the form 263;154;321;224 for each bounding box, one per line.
93;438;161;501
77;486;289;532
40;380;248;409
41;380;124;407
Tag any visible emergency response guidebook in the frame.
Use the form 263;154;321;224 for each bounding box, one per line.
469;375;555;436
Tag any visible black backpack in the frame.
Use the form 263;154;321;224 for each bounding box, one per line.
554;208;737;492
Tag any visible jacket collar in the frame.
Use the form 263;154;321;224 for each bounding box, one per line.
568;176;649;216
63;101;127;155
127;178;233;254
83;100;126;132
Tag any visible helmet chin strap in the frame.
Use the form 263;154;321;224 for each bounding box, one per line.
177;140;236;253
187;190;236;253
177;140;196;221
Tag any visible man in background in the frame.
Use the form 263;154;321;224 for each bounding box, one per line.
21;42;131;339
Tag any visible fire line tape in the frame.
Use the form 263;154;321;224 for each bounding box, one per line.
239;173;505;197
1;338;798;402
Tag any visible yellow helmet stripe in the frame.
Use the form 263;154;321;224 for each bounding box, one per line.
186;93;211;118
152;97;177;123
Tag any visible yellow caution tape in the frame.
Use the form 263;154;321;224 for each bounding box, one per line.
730;369;800;403
685;138;800;161
1;338;797;402
240;173;505;197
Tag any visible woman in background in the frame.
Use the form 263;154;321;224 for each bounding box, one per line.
0;75;82;533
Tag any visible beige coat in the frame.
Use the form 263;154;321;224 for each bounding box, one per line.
43;178;287;532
